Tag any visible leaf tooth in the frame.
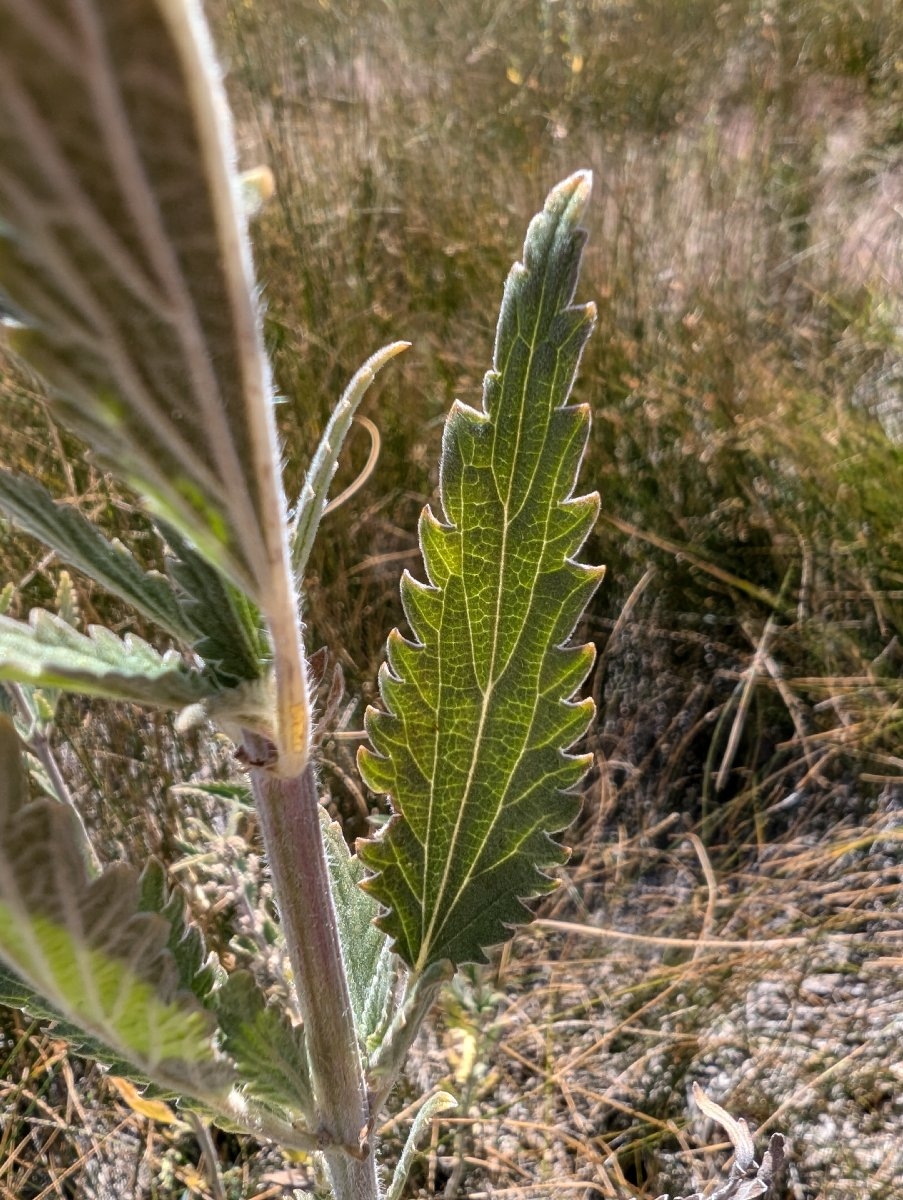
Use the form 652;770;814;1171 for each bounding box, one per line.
547;402;592;479
377;661;408;721
356;745;391;799
362;699;402;756
386;632;438;716
540;642;597;698
358;702;424;795
556;491;601;549
538;694;596;752
399;572;442;644
385;629;416;678
481;370;504;422
548;305;597;370
417;507;459;586
445;398;489;435
543;512;600;571
442;402;492;503
544;563;606;647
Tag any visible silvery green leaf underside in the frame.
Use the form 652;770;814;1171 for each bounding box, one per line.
358;174;603;970
0;714;232;1097
0;608;215;707
0;0;317;769
319;811;400;1056
0;0;286;604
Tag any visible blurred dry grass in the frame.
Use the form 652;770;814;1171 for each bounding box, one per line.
3;0;903;1196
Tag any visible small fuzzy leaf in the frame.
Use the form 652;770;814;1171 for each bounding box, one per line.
212;969;313;1121
0;609;215;708
0;469;193;641
358;174;603;969
290;342;409;579
0;716;232;1097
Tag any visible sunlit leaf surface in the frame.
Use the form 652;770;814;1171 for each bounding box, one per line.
358;174;603;969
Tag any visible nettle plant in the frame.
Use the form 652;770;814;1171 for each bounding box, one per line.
0;3;783;1199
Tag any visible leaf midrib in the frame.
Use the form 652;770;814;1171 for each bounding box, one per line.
417;268;553;970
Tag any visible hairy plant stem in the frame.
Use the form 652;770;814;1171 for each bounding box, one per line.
244;733;377;1200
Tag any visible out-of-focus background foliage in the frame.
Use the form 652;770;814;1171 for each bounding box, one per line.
2;0;903;1196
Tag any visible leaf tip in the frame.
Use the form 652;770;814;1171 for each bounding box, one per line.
546;170;592;224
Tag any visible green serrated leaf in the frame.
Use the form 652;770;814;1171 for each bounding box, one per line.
0;0;287;604
161;521;267;689
137;860;221;1005
0;715;232;1097
0;608;216;708
358;173;603;970
0;469;193;641
212;969;313;1121
319;811;401;1054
